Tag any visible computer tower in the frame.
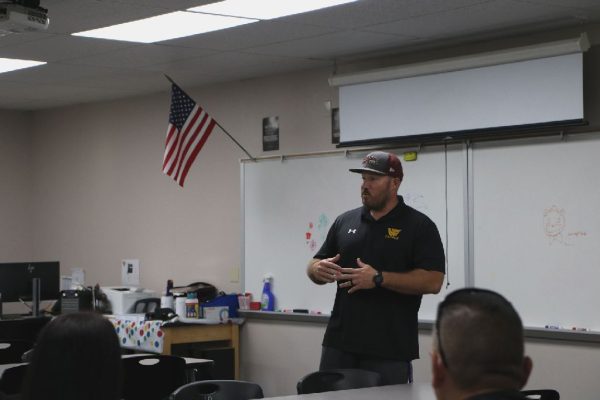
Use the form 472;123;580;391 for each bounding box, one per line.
60;290;93;314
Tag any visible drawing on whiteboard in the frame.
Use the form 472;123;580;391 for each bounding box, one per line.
404;193;429;211
305;213;330;252
544;205;567;245
542;205;589;246
317;213;329;231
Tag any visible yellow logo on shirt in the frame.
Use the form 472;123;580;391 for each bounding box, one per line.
385;227;401;240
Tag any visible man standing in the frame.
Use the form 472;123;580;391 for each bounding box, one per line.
431;288;533;400
307;151;445;384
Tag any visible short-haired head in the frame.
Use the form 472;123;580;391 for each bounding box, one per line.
434;288;530;392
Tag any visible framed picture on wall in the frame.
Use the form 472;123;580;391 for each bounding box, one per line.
263;116;279;151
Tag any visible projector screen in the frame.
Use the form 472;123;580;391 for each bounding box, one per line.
338;53;584;145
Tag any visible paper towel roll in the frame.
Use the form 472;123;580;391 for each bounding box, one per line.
161;295;174;310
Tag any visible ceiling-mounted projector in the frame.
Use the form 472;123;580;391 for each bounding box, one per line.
0;1;49;33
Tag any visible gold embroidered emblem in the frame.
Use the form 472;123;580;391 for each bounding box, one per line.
385;228;401;240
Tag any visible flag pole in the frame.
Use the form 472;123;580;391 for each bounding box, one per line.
164;74;255;161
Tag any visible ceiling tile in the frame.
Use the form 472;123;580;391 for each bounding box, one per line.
157;52;329;76
0;32;55;49
62;43;218;69
248;31;418;59
514;0;600;10
365;0;589;39
43;0;198;34
280;0;490;29
0;35;130;62
164;19;340;51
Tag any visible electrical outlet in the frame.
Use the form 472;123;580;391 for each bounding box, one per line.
230;266;240;283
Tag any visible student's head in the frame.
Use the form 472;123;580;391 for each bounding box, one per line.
349;151;403;211
22;312;122;400
431;288;532;400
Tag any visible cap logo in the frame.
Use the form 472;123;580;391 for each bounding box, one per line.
362;154;379;168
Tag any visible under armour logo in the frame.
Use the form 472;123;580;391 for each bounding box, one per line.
348;229;357;234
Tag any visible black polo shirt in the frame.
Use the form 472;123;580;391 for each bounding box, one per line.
314;196;445;361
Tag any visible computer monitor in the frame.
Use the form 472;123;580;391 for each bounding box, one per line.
0;261;60;303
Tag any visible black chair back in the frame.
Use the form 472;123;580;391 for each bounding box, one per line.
0;364;29;395
296;368;383;394
169;380;264;400
0;340;33;364
522;389;560;400
132;298;161;314
122;355;187;400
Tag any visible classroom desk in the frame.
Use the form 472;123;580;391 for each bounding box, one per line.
0;356;214;380
262;383;435;400
109;315;241;379
0;316;51;342
161;322;240;379
0;356;214;398
0;362;23;378
121;354;214;383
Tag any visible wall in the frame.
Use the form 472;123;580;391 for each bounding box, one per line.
0;111;33;314
0;111;32;262
240;319;600;399
27;67;337;292
0;111;33;261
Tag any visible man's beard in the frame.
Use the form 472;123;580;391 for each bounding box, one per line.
362;189;390;211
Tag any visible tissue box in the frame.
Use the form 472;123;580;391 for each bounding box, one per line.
201;293;239;318
203;306;229;321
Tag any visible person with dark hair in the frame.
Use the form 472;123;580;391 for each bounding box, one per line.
307;151;446;384
21;312;122;400
431;288;533;400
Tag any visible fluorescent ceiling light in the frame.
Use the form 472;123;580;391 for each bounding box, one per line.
72;11;256;43
189;0;358;20
0;58;46;74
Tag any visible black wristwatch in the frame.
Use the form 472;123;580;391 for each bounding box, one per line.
373;271;384;288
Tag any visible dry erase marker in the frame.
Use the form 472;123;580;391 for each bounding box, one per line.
292;309;309;313
571;327;588;332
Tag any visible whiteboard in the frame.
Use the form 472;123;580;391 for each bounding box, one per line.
242;145;466;320
472;133;600;331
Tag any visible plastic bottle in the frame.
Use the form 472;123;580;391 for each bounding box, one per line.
175;296;186;317
260;274;275;311
185;292;199;318
161;294;174;310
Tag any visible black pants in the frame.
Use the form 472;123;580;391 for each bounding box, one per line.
319;346;413;384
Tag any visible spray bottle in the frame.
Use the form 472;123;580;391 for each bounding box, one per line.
261;274;275;311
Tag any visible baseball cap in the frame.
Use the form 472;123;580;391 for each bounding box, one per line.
349;151;403;180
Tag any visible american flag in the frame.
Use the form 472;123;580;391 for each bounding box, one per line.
162;83;217;187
